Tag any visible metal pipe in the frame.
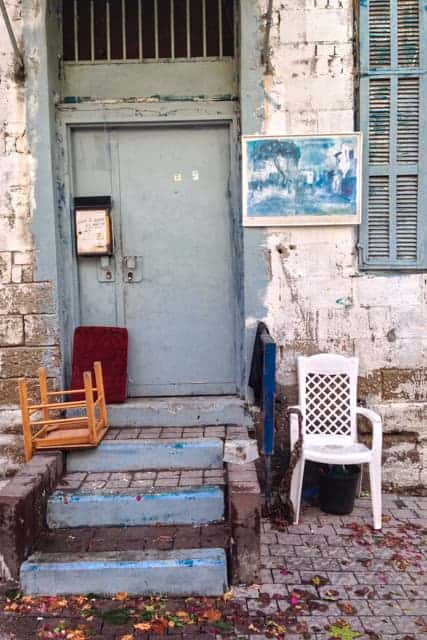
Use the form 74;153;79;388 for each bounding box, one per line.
0;0;24;71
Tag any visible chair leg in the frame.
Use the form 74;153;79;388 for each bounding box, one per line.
369;460;382;530
84;371;97;445
94;361;108;429
290;457;305;525
18;379;33;462
357;464;364;497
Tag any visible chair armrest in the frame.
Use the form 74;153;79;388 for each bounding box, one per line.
356;407;382;453
288;405;303;449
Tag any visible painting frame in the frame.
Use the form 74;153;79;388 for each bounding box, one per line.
242;133;363;227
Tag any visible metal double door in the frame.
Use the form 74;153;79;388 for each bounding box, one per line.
71;124;237;396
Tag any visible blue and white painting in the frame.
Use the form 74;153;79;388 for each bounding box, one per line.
243;134;362;226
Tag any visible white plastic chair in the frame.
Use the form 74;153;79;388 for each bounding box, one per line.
289;354;382;529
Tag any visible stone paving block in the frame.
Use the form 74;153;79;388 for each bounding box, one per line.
108;479;130;488
311;559;341;571
134;471;156;479
326;615;364;631
275;533;302;545
258;583;288;596
232;586;261;599
342;599;372;615
157;471;180;478
118;428;141;438
81;480;107;490
263;557;290;569
86;472;110;481
361;615;398;633
272;569;303;585
156;478;179;487
138;428;162;438
247;599;278;614
391;615;427;633
403;584;427;598
259;568;272;583
318;585;348;600
294;545;322;557
368;600;403;615
327;571;358;585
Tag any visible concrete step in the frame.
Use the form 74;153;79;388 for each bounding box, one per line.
47;485;224;528
106;395;250;427
66;438;223;473
21;548;228;596
34;523;231;555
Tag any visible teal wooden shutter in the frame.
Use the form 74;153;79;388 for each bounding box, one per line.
359;0;427;269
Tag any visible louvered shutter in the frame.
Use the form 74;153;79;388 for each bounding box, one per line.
359;0;427;269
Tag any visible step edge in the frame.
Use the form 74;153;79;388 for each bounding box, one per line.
22;547;227;572
48;486;224;501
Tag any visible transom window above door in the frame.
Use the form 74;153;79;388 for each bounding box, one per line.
62;0;235;62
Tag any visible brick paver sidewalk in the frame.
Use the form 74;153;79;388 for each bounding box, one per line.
0;494;425;639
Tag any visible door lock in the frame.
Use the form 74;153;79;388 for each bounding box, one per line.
123;256;143;282
97;256;115;283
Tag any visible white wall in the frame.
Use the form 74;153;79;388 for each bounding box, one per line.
243;0;426;488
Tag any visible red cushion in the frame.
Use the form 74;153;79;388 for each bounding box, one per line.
71;326;128;404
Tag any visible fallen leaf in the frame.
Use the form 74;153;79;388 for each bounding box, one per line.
328;621;362;640
338;601;357;615
133;622;152;631
114;592;128;601
175;610;190;621
322;589;340;601
223;589;233;601
202;608;222;622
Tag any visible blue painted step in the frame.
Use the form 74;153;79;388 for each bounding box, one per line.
21;548;228;596
47;486;224;528
66;438;223;473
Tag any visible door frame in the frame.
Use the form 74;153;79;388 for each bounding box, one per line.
56;101;245;396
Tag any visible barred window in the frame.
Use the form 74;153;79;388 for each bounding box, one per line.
62;0;234;62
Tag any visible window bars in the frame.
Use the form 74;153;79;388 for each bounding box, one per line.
63;0;234;62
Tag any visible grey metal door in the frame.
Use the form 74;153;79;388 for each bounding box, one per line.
71;125;237;396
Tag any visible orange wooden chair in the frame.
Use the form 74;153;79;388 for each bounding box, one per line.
19;361;109;461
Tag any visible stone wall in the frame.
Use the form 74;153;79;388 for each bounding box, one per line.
246;0;426;490
0;0;60;483
0;0;425;490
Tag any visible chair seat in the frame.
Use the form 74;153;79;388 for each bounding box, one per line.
304;441;372;464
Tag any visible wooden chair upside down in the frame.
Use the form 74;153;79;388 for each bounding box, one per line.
19;361;109;461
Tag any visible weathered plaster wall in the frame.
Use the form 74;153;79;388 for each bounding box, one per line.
0;0;425;490
0;0;60;483
243;0;426;490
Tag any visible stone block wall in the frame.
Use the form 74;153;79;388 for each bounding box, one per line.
249;0;426;490
0;0;425;491
0;0;60;483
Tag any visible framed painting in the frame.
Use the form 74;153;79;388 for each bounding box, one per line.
242;133;362;226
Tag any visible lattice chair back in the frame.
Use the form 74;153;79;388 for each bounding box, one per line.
297;354;359;443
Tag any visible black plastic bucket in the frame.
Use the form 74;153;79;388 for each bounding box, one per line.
318;464;360;515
